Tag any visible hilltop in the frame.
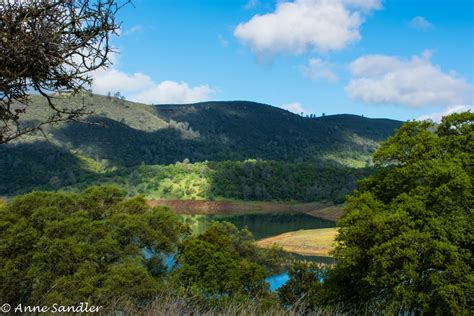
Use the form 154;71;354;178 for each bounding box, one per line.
12;94;401;164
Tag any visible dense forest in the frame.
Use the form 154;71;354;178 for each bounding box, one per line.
1;112;472;315
2;158;372;203
0;94;401;202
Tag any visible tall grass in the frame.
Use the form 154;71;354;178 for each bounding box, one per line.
103;293;384;316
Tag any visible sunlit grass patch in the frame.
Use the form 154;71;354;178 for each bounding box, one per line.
256;228;338;257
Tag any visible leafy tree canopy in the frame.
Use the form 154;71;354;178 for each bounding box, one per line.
0;186;189;307
278;262;327;312
171;222;270;299
327;112;473;314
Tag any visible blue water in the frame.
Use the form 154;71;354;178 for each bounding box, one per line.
145;248;289;291
165;251;289;291
144;250;334;292
265;270;327;291
175;212;335;291
143;249;177;272
266;272;290;291
164;254;177;271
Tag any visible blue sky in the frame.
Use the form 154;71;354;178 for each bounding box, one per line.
91;0;474;121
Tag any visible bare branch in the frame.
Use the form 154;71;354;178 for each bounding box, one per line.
0;0;130;143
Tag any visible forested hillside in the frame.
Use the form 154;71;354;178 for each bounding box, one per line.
0;94;402;200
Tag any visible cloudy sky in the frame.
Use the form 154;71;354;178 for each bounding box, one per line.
92;0;473;121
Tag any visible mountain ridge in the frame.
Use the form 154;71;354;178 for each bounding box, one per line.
0;94;403;197
154;100;401;122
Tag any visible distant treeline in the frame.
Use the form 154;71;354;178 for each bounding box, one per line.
117;160;368;203
1;154;371;203
209;160;371;203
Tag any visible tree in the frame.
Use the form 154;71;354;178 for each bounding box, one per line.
172;222;269;298
0;186;189;308
0;0;129;143
326;112;473;314
278;262;326;312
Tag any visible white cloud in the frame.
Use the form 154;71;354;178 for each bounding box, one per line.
281;102;307;114
133;81;214;104
92;68;154;95
300;58;338;82
410;16;434;30
92;64;214;104
234;0;381;60
418;105;472;122
346;52;472;107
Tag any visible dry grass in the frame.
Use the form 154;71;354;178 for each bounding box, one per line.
256;228;338;256
110;293;351;316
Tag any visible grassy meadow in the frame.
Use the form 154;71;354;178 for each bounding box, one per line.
257;228;338;256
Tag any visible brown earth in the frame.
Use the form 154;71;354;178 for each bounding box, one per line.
146;200;344;222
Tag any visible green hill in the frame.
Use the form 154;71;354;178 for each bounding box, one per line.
0;94;403;200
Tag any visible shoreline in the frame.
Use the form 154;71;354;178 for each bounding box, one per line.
146;199;344;222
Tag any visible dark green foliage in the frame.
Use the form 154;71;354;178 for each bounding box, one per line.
278;262;327;312
327;112;474;315
172;222;270;298
0;141;89;194
0;186;189;307
0;186;286;311
1;157;373;203
50;102;399;167
151;102;400;165
210;160;372;203
0;95;402;199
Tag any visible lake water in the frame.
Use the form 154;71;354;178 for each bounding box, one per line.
180;212;336;240
266;272;290;291
152;252;290;291
148;213;336;291
178;212;336;291
146;252;334;292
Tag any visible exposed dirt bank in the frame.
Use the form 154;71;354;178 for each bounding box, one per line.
146;200;343;221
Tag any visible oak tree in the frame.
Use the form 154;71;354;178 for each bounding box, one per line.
0;0;128;143
328;112;473;314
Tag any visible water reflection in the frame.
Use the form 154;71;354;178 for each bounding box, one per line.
181;213;335;240
153;213;337;292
